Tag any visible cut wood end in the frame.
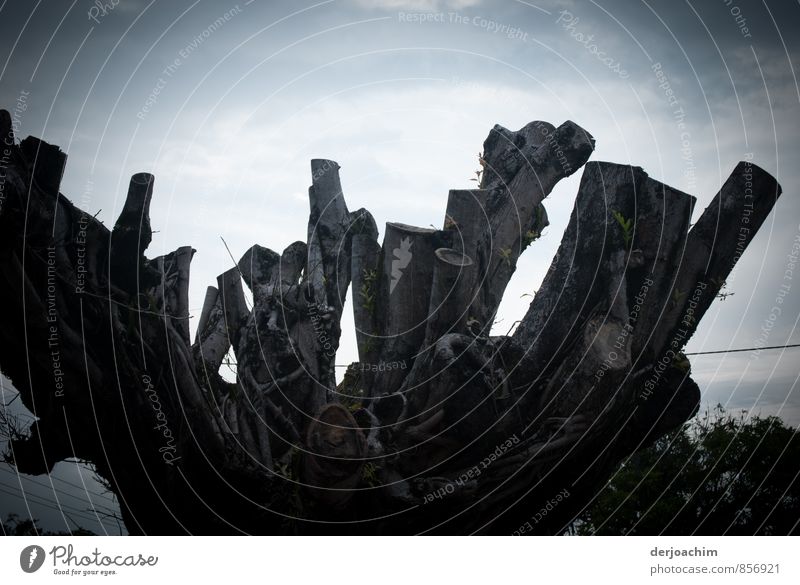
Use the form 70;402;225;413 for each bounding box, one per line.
447;188;491;195
385;221;437;234
120;173;155;217
518;120;557;148
309;158;340;178
557;119;595;144
216;266;242;289
350;207;379;239
435;247;473;267
238;244;280;288
305;403;366;465
733;160;782;195
130;172;154;187
310;158;339;167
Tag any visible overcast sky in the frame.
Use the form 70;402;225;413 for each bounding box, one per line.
1;0;798;534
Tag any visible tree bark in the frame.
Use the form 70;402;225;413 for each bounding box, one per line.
0;110;781;534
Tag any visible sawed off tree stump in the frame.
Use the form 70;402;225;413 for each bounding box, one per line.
0;108;782;534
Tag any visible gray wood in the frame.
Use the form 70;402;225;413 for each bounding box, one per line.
0;109;782;535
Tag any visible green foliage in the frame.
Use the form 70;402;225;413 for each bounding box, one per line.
713;279;735;301
576;407;800;535
336;364;364;411
611;209;633;249
271;448;304;531
470;152;486;182
362;462;381;487
671;351;691;373
522;206;546;248
361;338;375;355
522;229;541;248
499;247;513;267
347;401;363;413
670;287;686;309
275;458;295;481
359;268;378;316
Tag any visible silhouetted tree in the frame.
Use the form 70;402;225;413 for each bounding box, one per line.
1;513;94;536
577;407;800;535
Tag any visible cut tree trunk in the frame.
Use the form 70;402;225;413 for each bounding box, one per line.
0;108;782;534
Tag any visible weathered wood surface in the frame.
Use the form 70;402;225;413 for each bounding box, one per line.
0;109;781;534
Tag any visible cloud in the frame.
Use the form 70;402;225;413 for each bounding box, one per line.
349;0;482;11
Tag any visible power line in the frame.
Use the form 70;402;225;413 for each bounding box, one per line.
0;470;123;533
0;477;101;515
0;467;116;505
46;471;116;503
0;483;108;529
31;467;114;503
0;489;103;531
331;344;800;366
686;343;800;356
0;464;116;503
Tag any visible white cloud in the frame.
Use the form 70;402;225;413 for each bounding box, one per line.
349;0;482;11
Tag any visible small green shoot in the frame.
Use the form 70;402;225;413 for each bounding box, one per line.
499;247;513;267
611;210;633;249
